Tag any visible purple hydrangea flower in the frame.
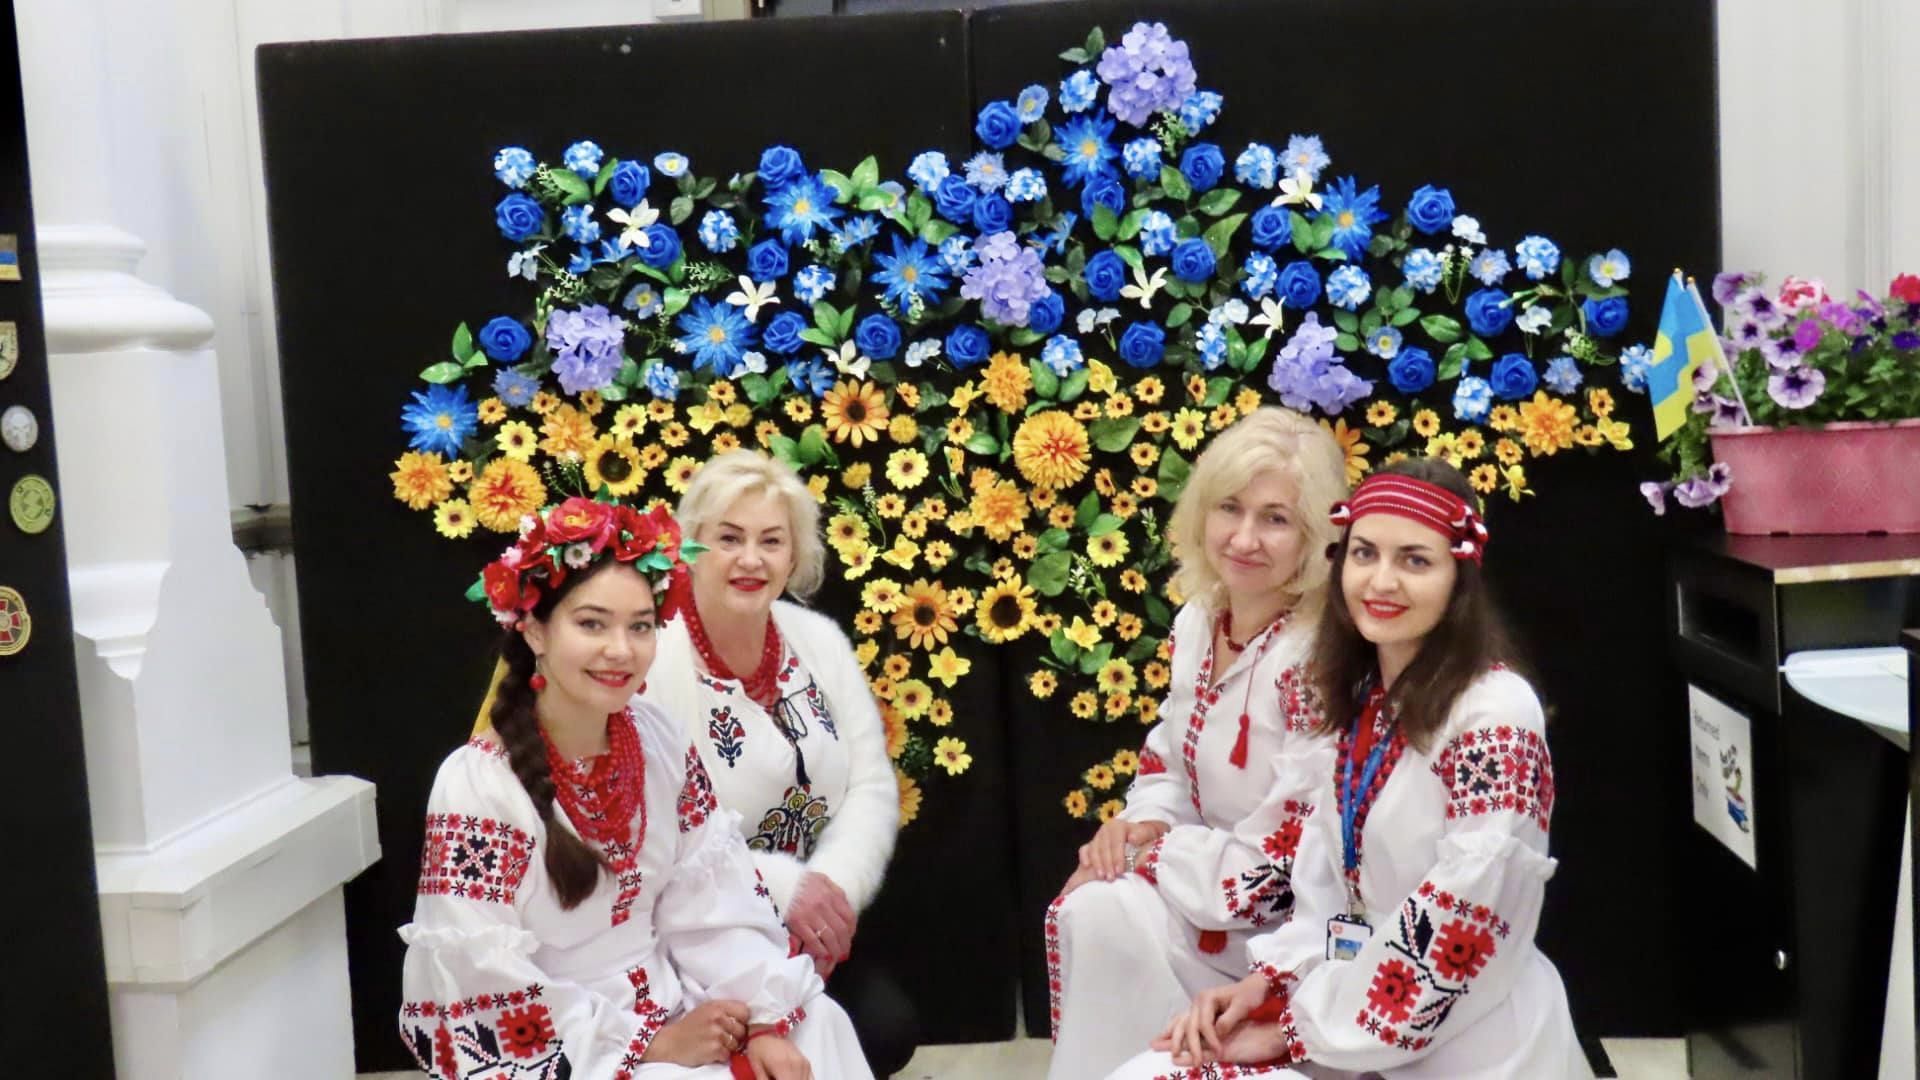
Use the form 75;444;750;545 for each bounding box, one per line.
546;304;628;394
960;231;1051;327
1266;312;1373;414
1095;22;1198;126
1767;364;1826;409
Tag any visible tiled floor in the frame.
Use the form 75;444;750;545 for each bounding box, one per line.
363;1035;1688;1078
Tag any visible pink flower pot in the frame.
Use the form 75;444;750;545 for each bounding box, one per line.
1710;419;1920;534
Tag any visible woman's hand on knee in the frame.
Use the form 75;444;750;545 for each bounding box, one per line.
1078;817;1168;881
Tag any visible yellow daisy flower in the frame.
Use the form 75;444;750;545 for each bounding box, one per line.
863;578;907;614
976;579;1037;643
854;610;884;635
1086;764;1116;791
1412;409;1441;437
1141;411;1171;435
946;416;975;445
1322;418;1370;485
639;443;669;469
924;540;954;569
447;460;475;484
1069;692;1098;719
1209;404;1238;431
1494;438;1524;466
929;700;954;727
476;397;508;425
898;770;923;825
1049;503;1078;530
1130;443;1161;469
1235;387;1263;415
578;390;605;416
1455;429;1487;459
1034;612;1063;635
659;421;690;447
1088;531;1130;568
1073;400;1102;421
1112;749;1140;775
1111;493;1138;519
1104;691;1132;718
707;381;737;406
1064;790;1090;817
896;383;921;410
876;492;906;518
806;474;828;503
1090;599;1118;626
529;390;560;416
612;403;649;439
886;448;930;490
1365;400;1398;427
1131;477;1158;499
432;499;476;539
1120;569;1148;594
494;421;537;462
1011;533;1040;560
390;451;451;510
893;679;933;720
1116;613;1143;641
882;653;912;681
1029;670;1058;699
1171;408;1207;451
1469;463;1500;494
1105;394;1135;418
647;399;676;423
900;511;928;539
932;737;972;775
1588;388;1616;418
1488;405;1521;433
665;455;701;493
1144;661;1171;689
785;397;814;423
1135;376;1165;404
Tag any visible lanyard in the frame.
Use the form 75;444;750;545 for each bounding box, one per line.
1337;688;1393;914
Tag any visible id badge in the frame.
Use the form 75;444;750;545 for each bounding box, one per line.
1326;914;1372;961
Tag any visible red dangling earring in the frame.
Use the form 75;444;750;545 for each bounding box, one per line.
529;671;548;692
637;681;647;694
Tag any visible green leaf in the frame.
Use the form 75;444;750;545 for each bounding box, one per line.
798;425;831;466
1060;368;1091;402
1290;211;1314;254
1087;513;1123;537
1466;336;1493;361
835;305;856;339
1360;309;1383;337
1089;417;1142;452
921;220;960;245
1440;342;1468;380
741;373;778;406
812;301;841;335
592;158;618;196
1166;303;1194;329
1157;449;1191;501
1144;594;1172;626
597;383;628;402
1084;26;1105;55
1114;245;1145;274
851;156;879;192
418;362;465;384
1196;189;1241;216
1117;209;1146;242
663;287;690;317
1204;377;1233;407
1311;216;1335;250
1202;213;1247;259
1092;204;1119;241
1420;315;1464;344
1030;552;1074;597
1391;306;1421;327
462;351;489;370
452;322;475;362
1030;358;1060;399
616;358;642;387
1160;165;1192;203
550;169;591;205
1333;310;1360;334
669;196;693;226
965;431;1001;456
907;193;932;230
1334;333;1361;353
819;169;854;202
1038;527;1071;552
1059;47;1089;64
1074;489;1101;529
857;191;894;212
1078;641;1114;677
798;328;837;348
768;434;800;466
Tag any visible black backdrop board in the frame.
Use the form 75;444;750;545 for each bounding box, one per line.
0;0;115;1070
254;17;1013;1071
964;0;1719;1043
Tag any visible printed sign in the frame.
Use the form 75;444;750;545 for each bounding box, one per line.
1690;684;1757;869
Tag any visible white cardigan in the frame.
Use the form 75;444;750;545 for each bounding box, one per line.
642;599;899;916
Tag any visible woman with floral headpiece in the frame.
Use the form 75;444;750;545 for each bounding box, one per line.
398;496;873;1080
1047;408;1350;1080
1110;460;1590;1079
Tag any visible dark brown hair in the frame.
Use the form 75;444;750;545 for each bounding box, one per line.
488;559;623;909
1309;458;1521;752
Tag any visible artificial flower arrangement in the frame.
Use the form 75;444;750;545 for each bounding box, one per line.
388;21;1645;823
1636;271;1920;513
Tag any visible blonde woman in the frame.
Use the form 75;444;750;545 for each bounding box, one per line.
1046;407;1350;1080
641;450;915;1076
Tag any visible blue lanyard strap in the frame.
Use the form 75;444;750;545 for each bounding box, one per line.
1338;700;1393;874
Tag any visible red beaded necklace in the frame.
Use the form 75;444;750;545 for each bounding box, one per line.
685;598;783;710
542;708;647;848
1219;606;1284;653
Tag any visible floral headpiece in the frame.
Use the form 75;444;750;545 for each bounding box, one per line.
466;496;702;627
1329;473;1489;564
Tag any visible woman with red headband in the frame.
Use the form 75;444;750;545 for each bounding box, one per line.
1112;459;1590;1078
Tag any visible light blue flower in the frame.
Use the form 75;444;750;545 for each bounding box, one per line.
1319;176;1386;259
1403;248;1443;293
1283;134;1331;181
1470;248;1511;286
653;152;689;178
1121;138;1162;182
1041;334;1085;376
1138;211;1177;257
1235;143;1279;189
622;282;663;318
965;152;1009;193
832;215;881;252
1453;375;1493;422
1620;344;1653;392
562;140;603;179
566;248;594;274
873;235;949;306
1030;212;1077;255
1178;90;1222;132
493;147;536;189
1325;265;1372;310
560;204;600;244
643;360;680;400
1017;84;1050;122
1543;356;1583;394
1006;168;1048;203
938;235;975;275
1365;325;1404;359
492;368;538;408
794;264;836;305
1057;114;1117;188
871;181;907;216
908;151;950;194
1060;69;1098;113
1589;248;1632;288
1196;322;1229;371
400;384;477;457
764;174;842;245
1243;253;1278;299
787;356;835;398
1514;235;1561;281
698;210;739;253
675;297;758;376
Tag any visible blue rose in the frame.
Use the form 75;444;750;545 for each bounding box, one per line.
1249;205;1292;251
607;160;652;208
1277;260;1322;309
975;100;1022;150
1584;296;1629;337
758;145;806;190
1085;250;1127;303
1490;353;1538;400
1387;346;1436;393
1117;321;1167;369
762;311;807;355
747;239;790;280
1171;238;1216;283
1180;143;1225;191
934;176;978;224
1465;288;1514;337
973;194;1014;234
855;313;901;361
478;316;532;362
636;224;680;268
946;324;989;369
1081;174;1127;220
1405;184;1455;235
494;193;544;241
1029;291;1065;335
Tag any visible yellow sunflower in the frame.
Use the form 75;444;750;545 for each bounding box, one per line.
1144;660;1171;689
1064;790;1089;817
886;448;930;489
1070;691;1098;719
529;390;560;416
785;397;814;423
1469;464;1500;494
842;545;875;580
660;421;690;447
1111;493;1138;519
827;512;870;549
476;397;507;424
470;457;547;532
1455;429;1486;459
1366;400;1398;427
1120;568;1148;593
706;381;736;406
1104;691;1132;718
712;432;742;454
1048;503;1078;530
946;416;974;445
1011;411;1092;491
1086;764;1116;791
647;399;676;423
1321;418;1370;485
1171;408;1207;450
875;493;906;519
1487;405;1520;433
1234;387;1263;415
1011;533;1040;560
665;455;702;493
882;653;912;681
897;770;922;825
1517;391;1577;456
1116;613;1143;641
932;736;972;775
854;609;884;635
390;451;452;510
1135;695;1160;722
1029;670;1058;699
1494;438;1524;466
929;700;954;727
1090;599;1118;626
1097;658;1138;695
900;511;928;539
1098;797;1125;823
863;578;907;614
968;479;1030;542
1130;443;1161;470
1035;612;1063;635
1135;376;1165;404
1088;530;1131;568
1131;476;1158;499
578;390;605;416
1412;409;1441;437
639;444;669;469
1588;388;1616;417
893;679;933;720
822;381;890;446
924;540;954;569
612;404;648;439
976;578;1037;643
583;436;647;497
1209;404;1238;431
892;579;959;650
495;420;538;462
1112;749;1140;775
1141;411;1171;435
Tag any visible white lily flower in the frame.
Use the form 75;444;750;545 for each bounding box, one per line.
607;200;660;250
826;340;870;380
725;276;781;323
741;351;769;375
507;243;546;281
1121;264;1169;310
1272;169;1323;210
1251;297;1287;340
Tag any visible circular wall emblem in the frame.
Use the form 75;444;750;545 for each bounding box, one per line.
0;586;29;656
8;473;55;534
0;404;35;452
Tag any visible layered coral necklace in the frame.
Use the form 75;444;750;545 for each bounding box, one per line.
686;599;784;710
543;708;647;847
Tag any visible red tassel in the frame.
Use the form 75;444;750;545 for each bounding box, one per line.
1228;712;1250;768
1197;929;1228;954
729;1052;757;1080
529;673;548;692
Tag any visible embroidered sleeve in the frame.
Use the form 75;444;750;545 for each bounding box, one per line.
1139;793;1316;932
676;745;720;833
1118;609;1206;828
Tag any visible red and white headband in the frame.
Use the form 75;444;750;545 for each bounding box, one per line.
1329;473;1489;565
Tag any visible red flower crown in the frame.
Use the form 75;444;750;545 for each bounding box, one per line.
466;496;702;627
1329;473;1489;564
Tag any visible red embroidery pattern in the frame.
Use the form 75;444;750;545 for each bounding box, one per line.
1138;747;1169;776
1251;961;1294;999
1431;724;1554;832
465;736;508;760
1135;835;1165;884
679;746;720;832
417;814;534;908
1275;665;1324;734
625;965;672;1061
1181;644;1221;820
401;984;564;1079
1334;708;1408;899
1219;799;1312;928
1149;1056;1302;1080
1352;881;1510;1053
1044;895;1065;1042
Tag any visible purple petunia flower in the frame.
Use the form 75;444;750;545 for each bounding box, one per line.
1738;287;1788;330
1640;481;1671;516
1792;318;1825;351
1711;272;1751;307
959;231;1051;327
1767;364;1826;409
1760;335;1803;372
1673;475;1724;509
1893;330;1920;351
546;304;629;394
1095;21;1198;126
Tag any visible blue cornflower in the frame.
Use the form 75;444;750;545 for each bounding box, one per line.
698;210;739;253
566;248;594;274
562;140;603;179
1325;265;1372;310
764;174;842;245
1514;235;1561;281
594;240;626;266
1060;69;1098;113
1543;356;1583;394
794;265;836;305
1403;248;1443;293
908;151;950;194
965;152;1009;193
1365;325;1404;359
1282;134;1331;181
560;204;600;245
653;152;689;178
1196;322;1229;371
938;235;975;275
1470;248;1511;286
1057;114;1117;188
1017;84;1050;122
873;235;949;307
832;215;881;252
492;368;539;408
1235;143;1279;189
1453;376;1493;423
1178;90;1222;132
493;147;536;188
787;356;835;399
1319;177;1386;260
400;383;477;458
1041;334;1084;377
622;281;663;319
643;360;680;401
1242;253;1279;299
1006;168;1048;203
1619;344;1653;393
1122;138;1163;181
675;297;758;376
1138;211;1177;257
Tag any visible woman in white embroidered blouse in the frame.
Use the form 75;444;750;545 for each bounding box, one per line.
1046;408;1350;1080
398;498;871;1079
642;451;913;1076
1116;460;1590;1079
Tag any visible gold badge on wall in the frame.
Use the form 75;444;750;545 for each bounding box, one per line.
0;321;16;380
0;235;18;282
0;586;28;656
8;473;55;535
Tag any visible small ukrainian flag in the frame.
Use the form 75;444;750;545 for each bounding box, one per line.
1646;270;1726;440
